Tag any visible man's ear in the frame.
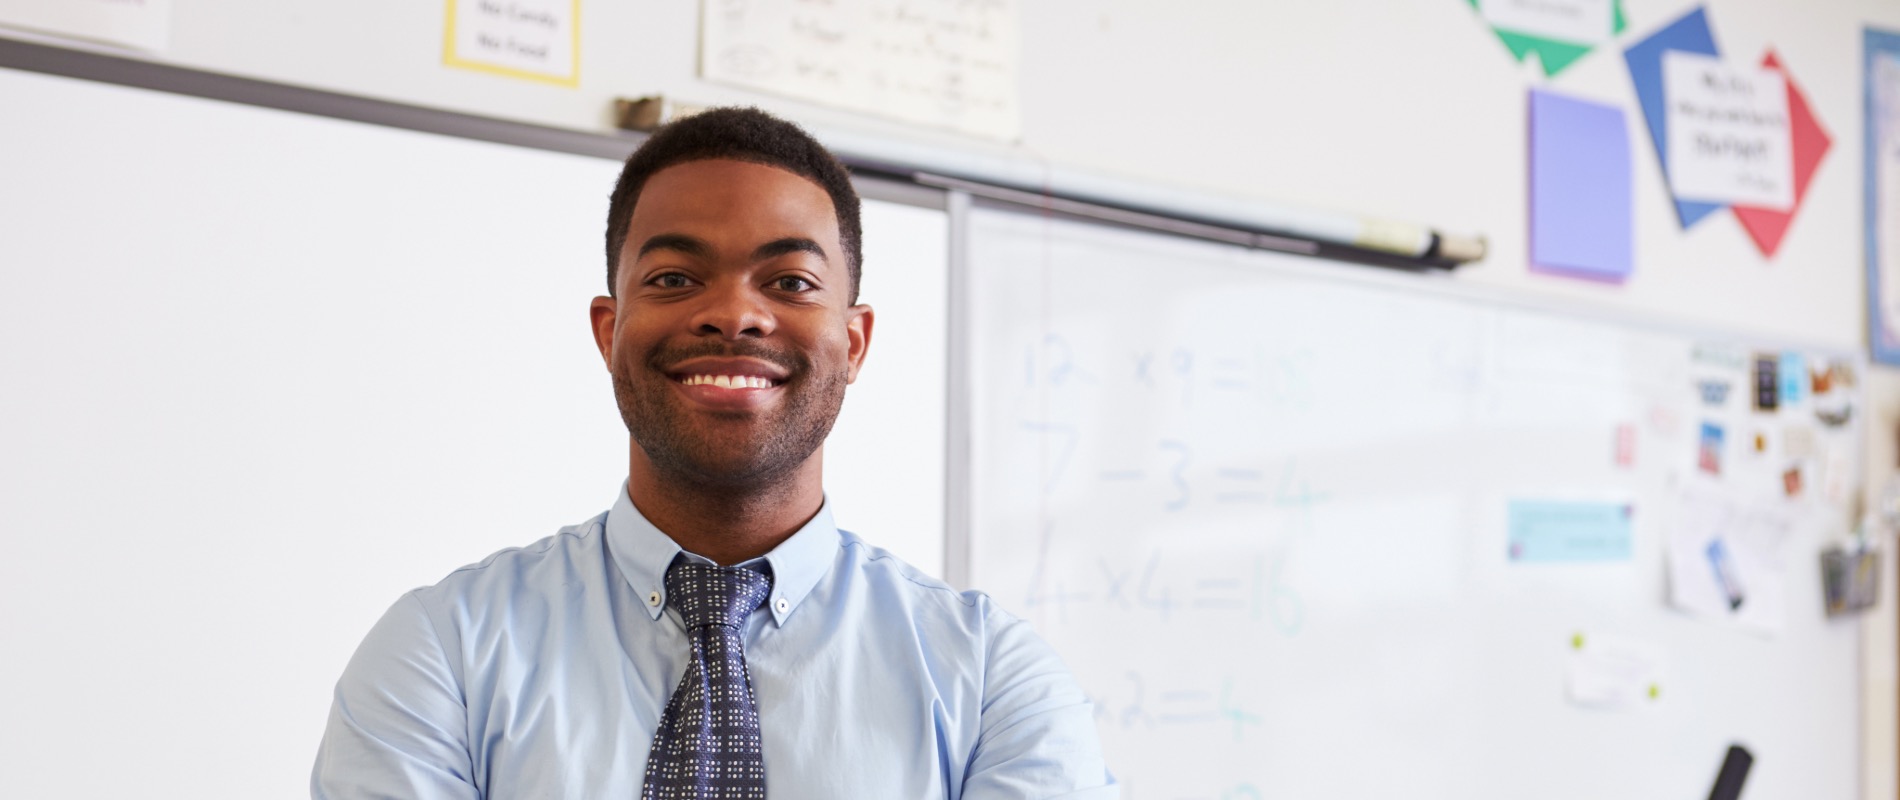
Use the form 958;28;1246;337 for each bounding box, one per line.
588;295;618;368
844;304;874;384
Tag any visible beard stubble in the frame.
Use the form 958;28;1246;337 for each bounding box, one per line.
610;340;848;491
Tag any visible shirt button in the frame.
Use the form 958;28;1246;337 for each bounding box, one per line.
647;591;662;607
774;598;789;614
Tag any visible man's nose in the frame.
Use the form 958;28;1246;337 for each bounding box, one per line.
688;280;776;339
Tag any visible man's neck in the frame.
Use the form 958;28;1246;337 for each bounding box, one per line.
625;450;826;566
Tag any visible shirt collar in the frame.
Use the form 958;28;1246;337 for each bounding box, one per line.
604;482;839;626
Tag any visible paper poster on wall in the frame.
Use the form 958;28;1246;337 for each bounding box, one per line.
1667;487;1792;635
1507;499;1634;562
1565;632;1664;710
1467;0;1626;77
1867;30;1900;365
1528;89;1632;281
1660;51;1794;210
0;0;169;51
699;0;1021;140
1624;7;1829;256
443;0;580;87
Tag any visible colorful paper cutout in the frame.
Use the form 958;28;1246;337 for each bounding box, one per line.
1729;51;1831;257
1468;0;1628;77
1624;7;1724;228
1529;89;1633;281
1624;7;1829;256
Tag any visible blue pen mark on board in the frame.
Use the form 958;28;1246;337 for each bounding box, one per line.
1218;679;1262;742
1119;671;1154;730
1252;552;1305;636
1135;552;1174;620
1019;420;1078;492
1216;466;1269;504
1191;578;1245;610
1221;783;1264;800
1159;440;1192;511
1099;558;1132;610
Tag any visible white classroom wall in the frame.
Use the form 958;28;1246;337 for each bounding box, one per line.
6;0;1899;794
23;0;1892;348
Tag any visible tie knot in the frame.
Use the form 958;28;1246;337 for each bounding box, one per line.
665;560;772;630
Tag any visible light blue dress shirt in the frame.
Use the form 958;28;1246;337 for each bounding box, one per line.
312;486;1116;799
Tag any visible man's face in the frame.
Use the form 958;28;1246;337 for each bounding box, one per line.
589;158;872;489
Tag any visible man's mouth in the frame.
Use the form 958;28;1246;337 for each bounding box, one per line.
673;373;783;389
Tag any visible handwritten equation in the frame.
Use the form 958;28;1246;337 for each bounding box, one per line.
701;0;1020;138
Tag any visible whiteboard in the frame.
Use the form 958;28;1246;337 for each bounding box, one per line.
964;205;1865;799
0;65;946;797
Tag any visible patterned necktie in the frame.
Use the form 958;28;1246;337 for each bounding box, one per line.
641;559;773;800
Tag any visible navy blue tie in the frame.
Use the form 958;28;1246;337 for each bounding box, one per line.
641;560;773;800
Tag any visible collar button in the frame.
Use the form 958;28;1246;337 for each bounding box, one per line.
774;598;790;614
647;591;662;607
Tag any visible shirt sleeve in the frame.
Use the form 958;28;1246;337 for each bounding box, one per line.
961;605;1119;800
311;591;481;800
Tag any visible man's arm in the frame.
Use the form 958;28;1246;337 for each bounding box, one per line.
962;606;1119;799
312;592;481;800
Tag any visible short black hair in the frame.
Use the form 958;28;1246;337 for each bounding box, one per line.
604;107;862;303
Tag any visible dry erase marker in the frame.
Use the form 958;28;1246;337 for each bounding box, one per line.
1706;538;1746;611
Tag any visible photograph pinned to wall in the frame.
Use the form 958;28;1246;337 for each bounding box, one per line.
699;0;1022;140
0;0;170;51
1699;421;1725;475
1752;353;1779;411
1624;7;1829;256
1528;89;1633;282
1810;359;1857;428
443;0;580;87
1866;28;1900;364
1468;0;1626;77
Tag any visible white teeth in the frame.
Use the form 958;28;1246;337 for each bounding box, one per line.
680;374;775;389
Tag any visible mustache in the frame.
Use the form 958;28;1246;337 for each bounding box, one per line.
645;339;807;375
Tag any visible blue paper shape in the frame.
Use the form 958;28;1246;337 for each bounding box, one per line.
1507;500;1635;563
1529;90;1632;281
1623;7;1726;229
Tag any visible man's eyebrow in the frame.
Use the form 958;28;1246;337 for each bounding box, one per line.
752;237;828;263
636;233;712;259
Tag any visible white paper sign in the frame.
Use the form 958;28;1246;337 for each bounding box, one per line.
0;0;170;51
445;0;578;86
1662;51;1796;210
1565;634;1664;710
700;0;1020;140
1477;0;1612;45
1666;487;1792;635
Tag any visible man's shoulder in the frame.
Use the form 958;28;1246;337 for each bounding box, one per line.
832;529;1015;628
409;510;610;610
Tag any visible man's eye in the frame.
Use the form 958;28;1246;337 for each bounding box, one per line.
650;273;692;289
773;276;814;292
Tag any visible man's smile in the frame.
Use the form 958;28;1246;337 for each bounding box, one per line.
661;356;792;411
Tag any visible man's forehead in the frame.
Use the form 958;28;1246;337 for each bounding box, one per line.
638;158;835;209
626;160;840;248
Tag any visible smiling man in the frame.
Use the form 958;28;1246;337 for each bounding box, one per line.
311;108;1115;799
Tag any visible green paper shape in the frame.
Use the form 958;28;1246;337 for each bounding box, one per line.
1467;0;1627;77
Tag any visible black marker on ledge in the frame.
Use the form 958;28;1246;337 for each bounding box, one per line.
1708;744;1753;800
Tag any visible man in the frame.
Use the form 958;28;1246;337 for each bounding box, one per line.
311;107;1115;798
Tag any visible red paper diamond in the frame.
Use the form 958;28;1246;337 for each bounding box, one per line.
1730;51;1831;258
